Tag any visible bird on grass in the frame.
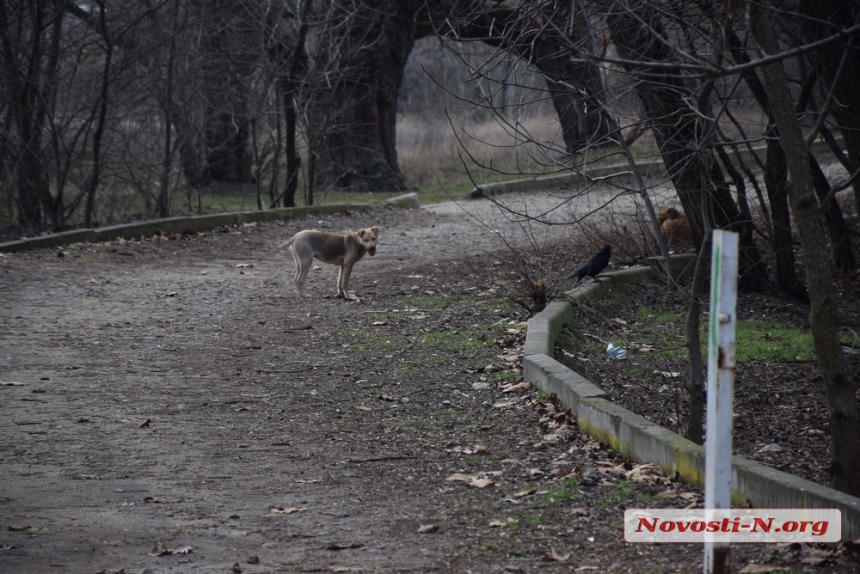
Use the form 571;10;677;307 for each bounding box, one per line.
568;244;612;285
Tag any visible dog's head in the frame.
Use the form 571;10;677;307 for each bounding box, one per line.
356;226;379;256
657;207;682;227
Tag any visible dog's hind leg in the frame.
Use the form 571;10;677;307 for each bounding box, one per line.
290;246;309;297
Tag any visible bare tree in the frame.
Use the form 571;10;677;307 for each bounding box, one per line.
749;0;860;498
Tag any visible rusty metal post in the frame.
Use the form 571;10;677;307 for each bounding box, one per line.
704;230;738;574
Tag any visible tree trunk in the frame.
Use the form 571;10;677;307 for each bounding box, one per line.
810;155;855;271
605;9;708;248
685;233;712;445
800;0;860;216
443;2;619;153
750;2;860;497
309;1;412;192
764;125;809;302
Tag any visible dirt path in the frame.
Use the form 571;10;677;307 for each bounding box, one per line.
2;191;854;573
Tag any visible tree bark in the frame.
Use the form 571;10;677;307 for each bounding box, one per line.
308;1;413;192
764;125;809;302
441;1;619;153
800;0;860;216
750;2;860;497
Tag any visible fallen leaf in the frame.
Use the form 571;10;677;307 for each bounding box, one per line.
738;565;791;573
268;506;305;515
148;543;193;556
447;444;488;455
446;473;475;483
512;488;537;498
159;291;178;298
417;524;438;534
234;263;253;268
501;381;530;393
291;531;319;538
445;473;496;488
143;496;181;504
8;525;40;532
543;547;570;562
757;442;783;453
626;463;665;484
489;517;517;527
326;542;364;551
372;321;387;326
0;381;26;386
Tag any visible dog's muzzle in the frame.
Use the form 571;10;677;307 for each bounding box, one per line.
367;246;377;256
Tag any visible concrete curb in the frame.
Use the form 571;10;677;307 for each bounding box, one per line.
523;256;860;540
0;196;419;254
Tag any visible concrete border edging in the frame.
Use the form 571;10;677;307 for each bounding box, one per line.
522;258;860;540
0;193;420;254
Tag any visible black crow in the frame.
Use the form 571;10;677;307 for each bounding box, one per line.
568;244;611;284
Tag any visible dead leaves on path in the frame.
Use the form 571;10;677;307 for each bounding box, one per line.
445;472;499;489
148;542;193;556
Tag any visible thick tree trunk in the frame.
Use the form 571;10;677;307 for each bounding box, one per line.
751;3;860;497
605;10;707;248
309;1;413;192
800;0;860;216
606;6;767;291
443;2;619;153
810;155;855;271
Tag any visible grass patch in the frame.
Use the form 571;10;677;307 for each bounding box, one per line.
419;329;490;351
595;480;657;508
529;476;580;509
633;302;818;362
347;329;404;353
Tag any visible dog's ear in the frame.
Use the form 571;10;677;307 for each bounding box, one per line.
371;226;379;234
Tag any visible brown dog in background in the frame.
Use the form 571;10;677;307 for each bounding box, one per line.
281;226;379;299
657;208;693;245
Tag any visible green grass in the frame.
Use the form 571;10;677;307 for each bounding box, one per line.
347;329;403;353
633;306;818;362
734;320;816;362
544;477;579;504
595;480;658;508
419;329;489;351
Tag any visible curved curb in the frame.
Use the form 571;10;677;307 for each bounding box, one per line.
522;257;860;540
0;194;420;254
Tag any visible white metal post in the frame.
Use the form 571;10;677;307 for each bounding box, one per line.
704;230;739;574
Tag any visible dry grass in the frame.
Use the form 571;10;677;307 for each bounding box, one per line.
396;113;567;191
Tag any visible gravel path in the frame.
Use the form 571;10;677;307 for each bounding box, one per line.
3;189;853;573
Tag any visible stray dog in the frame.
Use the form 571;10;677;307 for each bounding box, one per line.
281;226;379;299
657;207;693;245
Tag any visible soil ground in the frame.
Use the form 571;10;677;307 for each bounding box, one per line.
2;190;859;573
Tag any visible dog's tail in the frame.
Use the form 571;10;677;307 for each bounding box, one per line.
278;235;296;249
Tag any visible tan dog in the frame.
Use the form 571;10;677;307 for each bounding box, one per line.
281;226;379;299
657;207;693;245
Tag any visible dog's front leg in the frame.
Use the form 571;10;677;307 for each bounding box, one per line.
336;265;346;298
338;262;357;299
